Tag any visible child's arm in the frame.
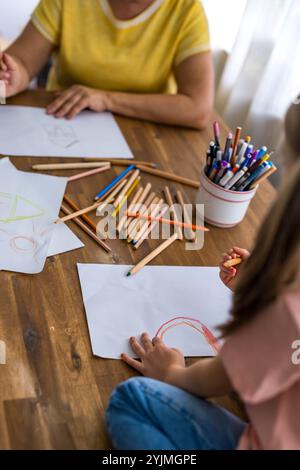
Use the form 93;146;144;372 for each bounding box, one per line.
122;334;232;398
219;246;250;292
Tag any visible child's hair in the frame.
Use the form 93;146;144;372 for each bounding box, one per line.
221;100;300;337
285;98;300;156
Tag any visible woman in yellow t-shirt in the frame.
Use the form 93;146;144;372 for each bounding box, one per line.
0;0;214;128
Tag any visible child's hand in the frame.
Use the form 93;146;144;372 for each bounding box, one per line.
0;52;22;98
219;246;250;292
121;333;185;382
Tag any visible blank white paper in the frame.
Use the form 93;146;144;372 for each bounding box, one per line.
0;105;133;158
77;264;232;359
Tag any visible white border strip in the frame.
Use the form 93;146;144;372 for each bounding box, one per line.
99;0;164;29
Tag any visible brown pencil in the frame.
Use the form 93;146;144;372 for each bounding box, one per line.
32;162;110;171
230;127;242;167
133;204;170;250
138;165;200;189
61;205;111;253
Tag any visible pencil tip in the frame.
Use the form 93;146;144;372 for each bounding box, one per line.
126;272;131;277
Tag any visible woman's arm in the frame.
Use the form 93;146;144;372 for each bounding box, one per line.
122;333;232;398
0;21;54;97
47;52;214;129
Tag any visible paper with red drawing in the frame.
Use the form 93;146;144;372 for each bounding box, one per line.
77;264;232;359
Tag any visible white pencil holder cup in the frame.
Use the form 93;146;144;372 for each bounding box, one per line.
196;167;258;228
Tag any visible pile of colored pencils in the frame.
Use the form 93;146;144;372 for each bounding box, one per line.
205;122;277;192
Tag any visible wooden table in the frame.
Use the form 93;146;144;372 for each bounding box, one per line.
0;90;276;449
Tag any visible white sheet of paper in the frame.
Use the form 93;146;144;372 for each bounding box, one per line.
48;224;84;257
0;105;133;158
77;264;232;359
0;158;67;273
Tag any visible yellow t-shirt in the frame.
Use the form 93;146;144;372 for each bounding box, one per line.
31;0;210;94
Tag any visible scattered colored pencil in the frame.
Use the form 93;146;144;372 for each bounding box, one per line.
138;165;200;189
112;175;141;217
176;190;196;241
95;164;135;200
32;162;110;171
126;233;179;276
84;158;157;168
57;179;127;224
61;204;111;253
164;186;183;240
67;164;111;182
117;186;144;233
126;212;209;233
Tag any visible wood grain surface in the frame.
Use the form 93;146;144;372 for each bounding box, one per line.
0;90;276;449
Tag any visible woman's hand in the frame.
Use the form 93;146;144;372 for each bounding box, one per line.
0;51;26;98
121;333;185;382
219;246;250;292
46;85;109;119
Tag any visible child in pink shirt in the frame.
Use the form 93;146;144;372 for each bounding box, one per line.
106;100;300;450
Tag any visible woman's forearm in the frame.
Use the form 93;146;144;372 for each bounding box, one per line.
105;90;211;129
166;357;232;398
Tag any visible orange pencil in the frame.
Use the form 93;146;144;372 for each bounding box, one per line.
230;127;242;166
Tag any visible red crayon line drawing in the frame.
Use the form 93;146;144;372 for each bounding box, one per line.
155;316;221;354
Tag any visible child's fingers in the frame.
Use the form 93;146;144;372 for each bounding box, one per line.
120;353;144;373
3;53;17;72
233;246;250;259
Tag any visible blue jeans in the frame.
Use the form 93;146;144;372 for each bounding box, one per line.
106;377;246;450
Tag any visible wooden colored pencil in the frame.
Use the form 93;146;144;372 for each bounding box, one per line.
127;233;178;276
164;186;183;240
61;205;111;253
58;179;127;224
112;176;141;217
32;162;110;171
230;127;242;167
131;196;162;244
117;186;144;233
68;164;111;182
63;195;97;232
138;165;200;189
133;204;170;250
84;158;157;168
249;166;277;189
95;164;135;200
127;192;156;242
176;190;196;242
126;212;209;233
223;258;243;268
113;169;140;208
124;183;152;230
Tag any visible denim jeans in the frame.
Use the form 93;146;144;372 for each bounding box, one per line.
105;377;246;450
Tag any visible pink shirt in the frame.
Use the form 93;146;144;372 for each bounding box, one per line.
220;289;300;450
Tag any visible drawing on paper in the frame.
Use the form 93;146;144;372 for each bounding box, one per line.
0;222;52;265
42;124;79;149
155;316;221;354
0;192;45;223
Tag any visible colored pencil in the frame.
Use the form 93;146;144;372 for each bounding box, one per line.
58;179;127;224
137;165;200;189
61;205;111;253
124;182;152;230
113;170;140;208
126;212;209;233
127;192;156;241
63;195;97;232
223;258;242;268
117;186;144;233
95;164;135;200
67;164;111;182
126;234;178;276
131;197;163;245
133;204;170;250
84;158;157;168
230;127;242;166
32;162;110;171
112;175;141;217
164;186;183;240
176;190;196;241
